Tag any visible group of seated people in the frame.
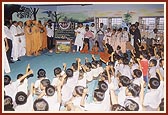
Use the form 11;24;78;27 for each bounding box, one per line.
4;39;164;111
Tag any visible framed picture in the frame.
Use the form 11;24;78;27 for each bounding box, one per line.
55;39;72;53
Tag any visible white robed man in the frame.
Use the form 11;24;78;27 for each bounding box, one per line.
74;22;86;52
10;21;23;61
17;21;26;57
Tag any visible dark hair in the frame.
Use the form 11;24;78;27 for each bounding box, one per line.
12;21;17;24
149;78;160;89
96;60;102;67
94;89;105;102
85;27;89;30
54;67;62;76
159;59;164;64
72;63;78;71
66;68;73;78
95;41;99;47
4;75;11;86
123;58;129;65
41;79;50;87
108;61;114;66
140;50;148;59
159;98;164;111
75;86;84;96
118;28;122;32
15;91;27;105
33;98;49;111
127;83;141;97
106;43;113;54
4;20;11;27
37;69;46;78
45;85;55;96
17;74;24;83
91;60;97;68
4;95;13;110
124;27;127;31
124;99;139;111
112;104;126;111
98;81;108;92
150;59;157;66
119;76;131;87
133;69;142;78
85;62;92;69
117;45;121;50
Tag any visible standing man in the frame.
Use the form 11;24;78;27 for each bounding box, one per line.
89;23;97;51
74;22;85;52
46;20;54;53
17;21;26;57
10;21;23;61
97;23;105;52
4;20;14;63
130;22;141;57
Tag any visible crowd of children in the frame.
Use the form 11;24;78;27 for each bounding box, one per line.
4;38;165;111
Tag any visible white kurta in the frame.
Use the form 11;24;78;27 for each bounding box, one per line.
74;27;85;47
10;25;19;61
17;25;26;57
3;33;11;73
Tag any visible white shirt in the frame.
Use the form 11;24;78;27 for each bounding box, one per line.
97;67;104;75
4;26;13;40
89;26;97;38
77;75;87;88
43;92;60;111
121;31;129;42
120;65;132;80
84;102;104;111
10;25;18;40
4;80;20;101
66;71;79;89
118;87;127;106
143;81;164;109
85;70;93;82
61;84;73;104
130;63;139;75
149;66;157;78
46;24;54;37
14;94;33;111
92;68;99;78
17;78;28;94
102;81;111;111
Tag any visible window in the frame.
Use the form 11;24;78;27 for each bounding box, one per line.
157;17;164;32
139;16;164;32
111;17;122;28
95;17;122;30
97;17;108;28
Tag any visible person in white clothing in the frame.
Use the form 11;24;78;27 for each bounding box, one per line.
103;28;112;45
143;69;164;111
148;59;157;78
4;69;33;102
80;88;106;111
17;21;26;57
14;83;34;111
46;20;54;53
39;85;61;111
10;21;24;61
117;75;131;106
3;34;11;73
74;22;86;52
4;20;14;63
34;69;48;96
51;66;65;89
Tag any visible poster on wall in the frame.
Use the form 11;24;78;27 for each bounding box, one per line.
54;22;75;40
